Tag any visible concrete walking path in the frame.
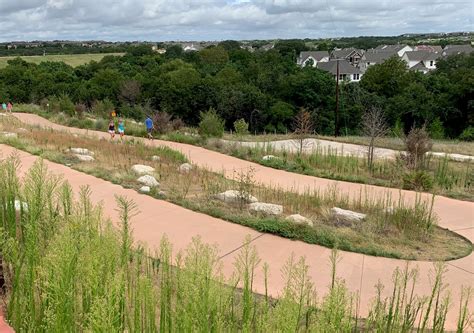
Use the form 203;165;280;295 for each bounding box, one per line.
1;113;473;330
221;137;474;162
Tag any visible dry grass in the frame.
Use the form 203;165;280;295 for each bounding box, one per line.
0;53;125;69
0;117;472;261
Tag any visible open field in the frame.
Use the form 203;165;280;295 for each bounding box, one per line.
0;53;124;68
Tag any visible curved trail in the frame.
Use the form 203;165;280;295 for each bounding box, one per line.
3;113;474;330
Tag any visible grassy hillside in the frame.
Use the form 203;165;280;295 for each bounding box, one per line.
0;52;124;68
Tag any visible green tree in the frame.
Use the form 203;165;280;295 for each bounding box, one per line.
361;57;409;98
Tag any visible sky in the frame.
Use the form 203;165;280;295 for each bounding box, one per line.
0;0;472;42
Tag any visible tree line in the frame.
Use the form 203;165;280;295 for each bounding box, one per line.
0;43;472;139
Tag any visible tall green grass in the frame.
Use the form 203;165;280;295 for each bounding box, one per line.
0;156;472;331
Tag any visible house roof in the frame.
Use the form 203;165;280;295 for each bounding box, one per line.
375;44;410;53
404;51;439;61
331;48;364;59
299;51;329;62
442;44;473;56
414;45;442;53
363;51;396;63
317;60;361;75
410;61;429;72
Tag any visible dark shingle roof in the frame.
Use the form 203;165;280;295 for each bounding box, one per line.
317;60;361;75
363;51;396;63
404;51;439;61
299;51;329;62
442;44;473;56
331;48;364;59
410;62;428;72
375;44;409;53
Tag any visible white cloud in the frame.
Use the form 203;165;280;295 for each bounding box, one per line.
0;0;471;41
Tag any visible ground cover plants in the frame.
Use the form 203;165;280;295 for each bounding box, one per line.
0;156;472;331
0;116;472;261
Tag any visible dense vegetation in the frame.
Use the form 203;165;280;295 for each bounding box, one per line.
1;156;472;332
0;44;472;138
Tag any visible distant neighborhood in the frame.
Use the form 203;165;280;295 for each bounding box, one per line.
297;44;473;82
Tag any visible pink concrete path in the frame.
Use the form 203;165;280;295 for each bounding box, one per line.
3;113;474;330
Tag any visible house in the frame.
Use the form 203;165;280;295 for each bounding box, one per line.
402;51;439;71
442;44;473;57
330;48;365;67
414;45;442;53
297;51;330;67
182;43;201;52
317;59;363;82
374;44;413;57
360;50;397;71
260;43;275;51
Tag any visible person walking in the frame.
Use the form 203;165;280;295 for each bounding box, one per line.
6;102;12;113
108;119;116;140
118;118;125;140
1;102;6;112
145;116;154;140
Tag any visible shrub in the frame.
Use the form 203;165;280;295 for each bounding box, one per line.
120;104;145;121
58;95;75;116
402;170;434;191
75;103;87;119
428;117;445;140
459;126;474;141
92;99;114;118
402;126;433;170
152;111;173;134
233;118;249;136
198;108;225;138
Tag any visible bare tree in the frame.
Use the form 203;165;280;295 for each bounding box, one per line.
362;107;388;170
292;109;314;155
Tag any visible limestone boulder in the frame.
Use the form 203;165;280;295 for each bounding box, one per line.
139;186;151;193
151;155;161;162
70;147;94;156
1;132;17;138
286;214;313;227
215;190;258;204
262;155;278;161
75;154;95;162
330;207;366;225
178;163;193;173
249;202;283;216
132;164;155;175
137;175;160;187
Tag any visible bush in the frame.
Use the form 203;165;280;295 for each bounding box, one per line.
198;108;225;138
402;170;434;191
58;95;75;116
91;99;114;118
152;111;173;134
233;118;249;136
459;126;474;141
119;104;145;121
428;117;445;139
402;126;433;170
75;103;87;119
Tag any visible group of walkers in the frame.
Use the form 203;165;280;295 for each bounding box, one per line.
1;102;13;113
107;115;155;141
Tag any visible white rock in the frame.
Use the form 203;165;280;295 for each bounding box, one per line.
330;207;366;223
249;202;283;216
262;155;278;161
139;186;151;193
1;132;17;138
286;214;313;226
215;190;258;204
151;155;161;161
178;163;193;173
18;128;28;133
132;164;155;175
70;147;94;156
14;200;28;212
137;175;160;187
75;154;95;162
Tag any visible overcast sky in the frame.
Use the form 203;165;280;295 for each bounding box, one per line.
0;0;472;42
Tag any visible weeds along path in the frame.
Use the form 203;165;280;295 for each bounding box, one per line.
4;112;474;329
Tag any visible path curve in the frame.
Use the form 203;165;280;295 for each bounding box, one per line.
221;138;474;162
4;113;474;330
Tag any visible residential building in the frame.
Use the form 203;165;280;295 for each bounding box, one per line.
414;45;442;53
374;44;413;57
317;59;363;82
402;51;439;71
442;44;474;57
330;48;365;67
297;51;329;67
360;50;397;71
